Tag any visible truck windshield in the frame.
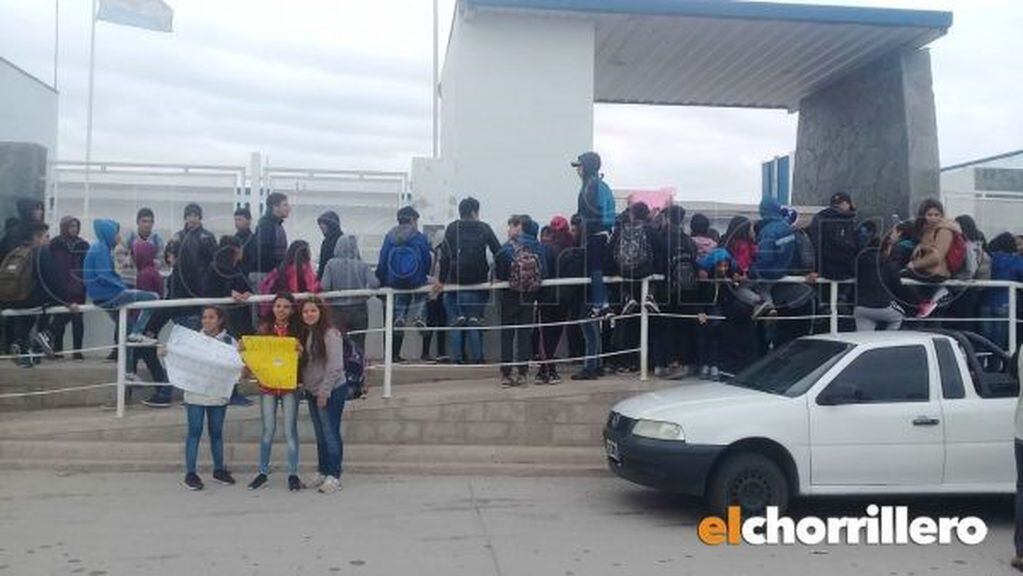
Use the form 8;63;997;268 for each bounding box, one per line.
727;339;852;396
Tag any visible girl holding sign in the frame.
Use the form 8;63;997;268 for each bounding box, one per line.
298;298;347;494
182;306;238;491
247;292;303;492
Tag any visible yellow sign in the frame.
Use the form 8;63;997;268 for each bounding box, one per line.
241;336;299;390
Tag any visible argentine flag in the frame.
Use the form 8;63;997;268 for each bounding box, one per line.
96;0;174;33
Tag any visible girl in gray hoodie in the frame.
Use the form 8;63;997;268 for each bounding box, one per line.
298;297;347;494
320;235;378;350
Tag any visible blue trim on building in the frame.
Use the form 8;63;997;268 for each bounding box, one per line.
465;0;952;30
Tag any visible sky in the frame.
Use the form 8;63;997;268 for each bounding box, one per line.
1;0;1020;204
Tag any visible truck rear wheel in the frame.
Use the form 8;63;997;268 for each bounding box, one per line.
706;452;789;517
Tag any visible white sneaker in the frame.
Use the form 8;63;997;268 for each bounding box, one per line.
318;476;341;494
307;473;326;489
126;334;159;347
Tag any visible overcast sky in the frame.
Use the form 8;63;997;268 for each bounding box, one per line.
1;0;1020;203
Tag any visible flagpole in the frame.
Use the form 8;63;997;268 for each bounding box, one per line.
432;0;439;159
53;0;59;89
84;0;97;226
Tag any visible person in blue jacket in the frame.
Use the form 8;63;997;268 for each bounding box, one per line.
376;206;432;362
494;215;548;386
980;232;1023;350
84;219;160;344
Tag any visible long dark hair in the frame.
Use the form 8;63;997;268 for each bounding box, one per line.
298;297;332;367
954;215;984;245
274;240;313;293
723;216;753;249
914;198;945;235
260;291;297;334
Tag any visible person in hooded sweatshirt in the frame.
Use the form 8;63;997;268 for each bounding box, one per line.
494;215;548;387
321;235;379;352
750;198;796;311
3;222;69;367
83;219;159;343
49;216;90;359
316;211;343;281
377;206;432;362
573;151;614;317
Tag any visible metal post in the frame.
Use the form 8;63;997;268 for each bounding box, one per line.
383;290;395;399
116;306;128;418
829;281;839;335
640;277;650;381
84;0;98;224
432;0;440;158
1009;286;1018;355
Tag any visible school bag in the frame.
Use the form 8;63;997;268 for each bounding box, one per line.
614;222;653;278
344;335;367;400
945;231;968;276
669;236;698;293
387;238;424;289
0;246;35;303
791;228;816;275
508;243;542;293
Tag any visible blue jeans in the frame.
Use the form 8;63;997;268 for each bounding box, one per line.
580;308;601;373
259;392;299;476
394;293;427;326
306;385;347;479
980;304;1010;351
443;290;489;363
586;234;608;309
185;404;227;474
99;289;158;335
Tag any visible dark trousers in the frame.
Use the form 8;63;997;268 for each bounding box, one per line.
500;292;534;376
696;307;723;368
50;312;84;353
421;297;447;359
538;303;568;372
1015;439;1023;556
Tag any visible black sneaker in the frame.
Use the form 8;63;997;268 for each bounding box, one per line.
213;469;236;485
288;475;303;492
143;395;172;408
183;473;204;491
72;352;85;361
247;473;268;490
105;349;118;362
534;368;549;385
571;370;599;381
548;369;562;385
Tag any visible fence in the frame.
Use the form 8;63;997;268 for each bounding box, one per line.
2;276;1021;417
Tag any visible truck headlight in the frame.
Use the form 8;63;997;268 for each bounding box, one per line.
632;419;685;441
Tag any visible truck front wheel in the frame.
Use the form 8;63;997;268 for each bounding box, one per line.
706;452;789;517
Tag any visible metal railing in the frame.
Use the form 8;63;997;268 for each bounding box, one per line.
3;276;1021;417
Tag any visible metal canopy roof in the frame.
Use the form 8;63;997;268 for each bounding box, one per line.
462;0;952;111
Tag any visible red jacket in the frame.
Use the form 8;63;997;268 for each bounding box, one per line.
258;264;320;316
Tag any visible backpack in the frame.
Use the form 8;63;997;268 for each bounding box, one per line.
597;180;616;230
344;335;367;400
0;246;36;303
945;231;968;276
958;239;985;280
792;229;816;274
508;243;542;293
386;236;423;289
614;222;653;278
669;236;698;293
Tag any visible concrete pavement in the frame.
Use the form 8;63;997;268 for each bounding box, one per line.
0;471;1017;575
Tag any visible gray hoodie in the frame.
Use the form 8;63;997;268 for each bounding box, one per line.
320;235;379;306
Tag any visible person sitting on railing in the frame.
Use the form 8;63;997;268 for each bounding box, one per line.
434;197;502;365
321;235;378;354
118;208;166;289
376;206;432;363
258;240;320;319
48;216;90;360
980;233;1023;350
494;215;547;387
749;198;797;316
903;198;963;319
0;221;72;368
83;218;160;347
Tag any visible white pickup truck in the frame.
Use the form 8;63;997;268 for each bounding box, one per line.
604;330;1020;514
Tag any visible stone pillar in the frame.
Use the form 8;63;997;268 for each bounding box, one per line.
0;141;48;226
792;49;940;221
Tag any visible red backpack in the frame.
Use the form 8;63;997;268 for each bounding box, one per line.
945;231;968;275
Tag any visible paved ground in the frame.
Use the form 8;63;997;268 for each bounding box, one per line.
0;471;1018;576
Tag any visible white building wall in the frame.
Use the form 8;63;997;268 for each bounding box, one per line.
416;8;595;229
0;57;58;154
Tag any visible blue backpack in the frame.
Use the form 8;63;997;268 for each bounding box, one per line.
597;180;616;229
386;236;424;289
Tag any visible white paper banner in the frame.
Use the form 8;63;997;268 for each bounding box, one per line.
165;325;244;399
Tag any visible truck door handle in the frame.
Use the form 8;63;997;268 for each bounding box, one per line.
912;416;940;427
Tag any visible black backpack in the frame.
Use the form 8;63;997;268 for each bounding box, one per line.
669;235;698;293
614;222;653;278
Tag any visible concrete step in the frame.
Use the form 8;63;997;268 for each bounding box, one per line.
0;441;608;475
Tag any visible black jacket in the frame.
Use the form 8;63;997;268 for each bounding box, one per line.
809;206;858;280
248;214;287;274
316;211;343;280
172;225;217;298
235;228;254;274
438;219;502;285
855;244;901;309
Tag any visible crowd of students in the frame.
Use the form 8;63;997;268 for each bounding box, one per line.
3;150;1023;490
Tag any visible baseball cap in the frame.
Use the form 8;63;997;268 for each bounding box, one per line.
831;192;853;207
